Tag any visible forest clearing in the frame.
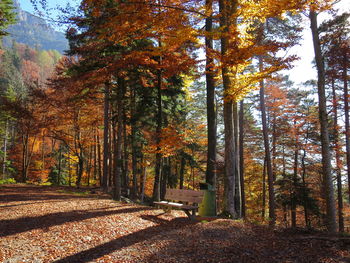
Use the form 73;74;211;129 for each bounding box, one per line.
0;185;349;263
1;0;350;261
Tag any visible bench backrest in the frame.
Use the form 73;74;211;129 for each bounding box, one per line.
165;188;204;204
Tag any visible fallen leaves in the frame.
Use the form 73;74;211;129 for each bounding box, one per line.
0;185;349;263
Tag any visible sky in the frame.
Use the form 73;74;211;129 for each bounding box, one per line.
19;0;77;15
18;0;350;86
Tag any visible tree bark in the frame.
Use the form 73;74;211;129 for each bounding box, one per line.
2;119;8;178
239;100;245;217
102;82;110;191
96;130;102;186
342;53;350;203
291;119;298;228
113;79;124;201
205;0;217;190
131;88;138;198
259;56;276;226
179;155;185;189
310;10;337;233
332;78;344;232
153;42;163;202
219;0;240;219
123;109;130;193
262;157;266;219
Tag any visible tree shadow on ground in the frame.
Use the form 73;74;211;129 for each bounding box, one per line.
144;222;350;263
53;215;195;263
0;206;154;237
0;185;107;203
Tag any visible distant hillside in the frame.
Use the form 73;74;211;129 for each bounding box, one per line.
2;0;68;53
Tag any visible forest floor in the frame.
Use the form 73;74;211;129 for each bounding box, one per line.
0;185;350;263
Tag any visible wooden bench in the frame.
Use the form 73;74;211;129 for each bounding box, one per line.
154;188;204;220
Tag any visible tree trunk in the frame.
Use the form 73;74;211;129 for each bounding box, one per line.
108;121;113;188
291;121;298;228
131;88;138;198
141;158;147;203
113;79;124;201
332;78;344;232
219;0;240;219
2;119;8;178
310;10;337;233
93;129;98;181
123;110;130;193
262;157;266;219
96;130;102;186
301;148;310;228
239;100;245;217
205;0;217;189
57;147;62;185
22;133;29;182
233;102;241;217
259;56;276;225
102;82;110;191
153;43;163;202
179;155;185;189
161;157;170;199
342;53;350;203
68;154;71;186
76;157;84;188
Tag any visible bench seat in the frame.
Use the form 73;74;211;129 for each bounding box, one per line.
154;201;198;210
154;188;204;220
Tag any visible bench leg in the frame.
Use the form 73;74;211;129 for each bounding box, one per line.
157;205;171;214
184;209;196;221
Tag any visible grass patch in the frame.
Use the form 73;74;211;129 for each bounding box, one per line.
0;178;16;185
57;189;90;196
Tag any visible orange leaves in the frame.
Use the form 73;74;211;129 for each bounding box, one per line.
144;123;206;157
145;125;185;157
21;60;40;85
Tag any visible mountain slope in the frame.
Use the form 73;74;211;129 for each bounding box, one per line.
2;0;68;53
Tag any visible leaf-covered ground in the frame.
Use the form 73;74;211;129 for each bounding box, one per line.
0;185;349;263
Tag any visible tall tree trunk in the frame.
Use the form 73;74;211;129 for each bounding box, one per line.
262;157;266;219
233;102;241;217
301;148;310;228
342;53;350;203
93;129;98;181
76;157;84;188
239;100;245;217
310;10;337;233
153;42;163;202
141;155;147;203
205;0;217;190
332;79;344;232
179;155;185;189
272;118;277;181
291;120;298;228
219;0;239;218
68;154;71;186
161;157;170;199
123;110;130;193
57;147;62;185
41;132;45;177
102;83;110;191
131;88;138;198
87;144;93;186
22;133;29;182
96;130;102;186
2;119;8;178
114;79;124;201
108;121;113;188
259;56;276;225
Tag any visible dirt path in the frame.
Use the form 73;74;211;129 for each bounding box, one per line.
0;185;349;263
